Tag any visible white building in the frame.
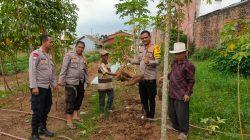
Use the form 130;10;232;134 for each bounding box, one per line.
198;0;243;16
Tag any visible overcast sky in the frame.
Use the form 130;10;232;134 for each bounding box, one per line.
73;0;159;37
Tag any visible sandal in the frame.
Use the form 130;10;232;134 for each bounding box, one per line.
66;123;76;129
73;117;83;122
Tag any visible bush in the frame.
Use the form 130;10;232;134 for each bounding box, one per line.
212;19;250;77
192;47;214;61
0;55;29;75
170;28;187;50
188;43;195;56
85;51;100;63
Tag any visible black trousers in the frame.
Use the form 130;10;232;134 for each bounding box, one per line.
98;89;114;112
65;82;84;114
168;96;189;134
31;87;52;135
139;80;157;119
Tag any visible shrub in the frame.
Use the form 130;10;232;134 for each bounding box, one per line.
0;55;29;75
212;19;250;76
192;47;214;61
85;51;100;63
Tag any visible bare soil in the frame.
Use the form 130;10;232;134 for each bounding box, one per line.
0;61;178;140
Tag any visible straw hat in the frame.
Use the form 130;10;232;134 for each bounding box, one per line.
169;42;186;54
99;50;109;56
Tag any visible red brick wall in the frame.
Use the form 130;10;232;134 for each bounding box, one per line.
181;0;196;43
194;1;250;49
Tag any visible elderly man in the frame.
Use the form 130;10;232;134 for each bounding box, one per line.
29;34;57;140
58;40;88;129
160;42;195;140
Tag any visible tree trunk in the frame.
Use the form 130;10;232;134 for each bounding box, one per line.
13;51;20;88
160;1;171;140
186;1;190;56
177;4;180;42
237;62;243;140
0;57;12;92
0;57;7;91
132;14;138;56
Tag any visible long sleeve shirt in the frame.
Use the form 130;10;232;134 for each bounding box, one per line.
129;44;161;80
59;51;88;85
168;59;195;100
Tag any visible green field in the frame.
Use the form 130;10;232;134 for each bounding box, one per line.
189;60;250;139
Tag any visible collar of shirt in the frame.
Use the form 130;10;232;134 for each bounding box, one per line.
39;47;48;55
143;43;154;51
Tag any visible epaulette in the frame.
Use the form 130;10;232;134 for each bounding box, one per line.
153;44;161;59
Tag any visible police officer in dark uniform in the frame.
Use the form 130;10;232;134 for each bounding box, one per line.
29;34;57;140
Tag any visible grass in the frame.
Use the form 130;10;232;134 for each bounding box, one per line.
0;82;29;100
75;89;99;139
189;60;250;139
0;90;12;99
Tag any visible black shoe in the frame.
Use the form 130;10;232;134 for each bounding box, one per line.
38;128;54;137
30;134;40;140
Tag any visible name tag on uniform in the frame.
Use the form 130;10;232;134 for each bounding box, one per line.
71;57;77;63
41;58;47;64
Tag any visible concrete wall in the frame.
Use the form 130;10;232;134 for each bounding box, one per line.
194;1;250;49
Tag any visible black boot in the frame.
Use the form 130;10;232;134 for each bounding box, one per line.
38;127;54;137
30;134;40;140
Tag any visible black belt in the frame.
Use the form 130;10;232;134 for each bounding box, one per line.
80;79;84;84
142;79;156;82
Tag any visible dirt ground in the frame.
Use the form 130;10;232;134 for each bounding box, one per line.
0;61;178;140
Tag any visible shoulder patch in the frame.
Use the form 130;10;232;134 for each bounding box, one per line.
32;50;39;57
153;44;161;59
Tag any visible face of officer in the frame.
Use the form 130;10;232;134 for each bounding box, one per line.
75;42;85;55
43;37;53;51
140;32;151;46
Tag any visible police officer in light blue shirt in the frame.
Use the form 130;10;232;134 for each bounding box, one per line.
58;41;88;129
29;34;57;140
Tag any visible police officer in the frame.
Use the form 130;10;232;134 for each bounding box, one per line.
124;30;161;120
29;34;57;140
58;40;88;129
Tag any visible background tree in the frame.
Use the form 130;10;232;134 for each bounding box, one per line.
115;0;150;54
0;0;78;91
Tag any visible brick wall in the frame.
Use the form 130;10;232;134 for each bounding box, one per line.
194;1;250;49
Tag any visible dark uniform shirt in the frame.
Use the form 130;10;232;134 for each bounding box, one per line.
59;51;88;85
168;59;195;100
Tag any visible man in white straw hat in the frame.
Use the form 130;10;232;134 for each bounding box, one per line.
159;42;195;140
